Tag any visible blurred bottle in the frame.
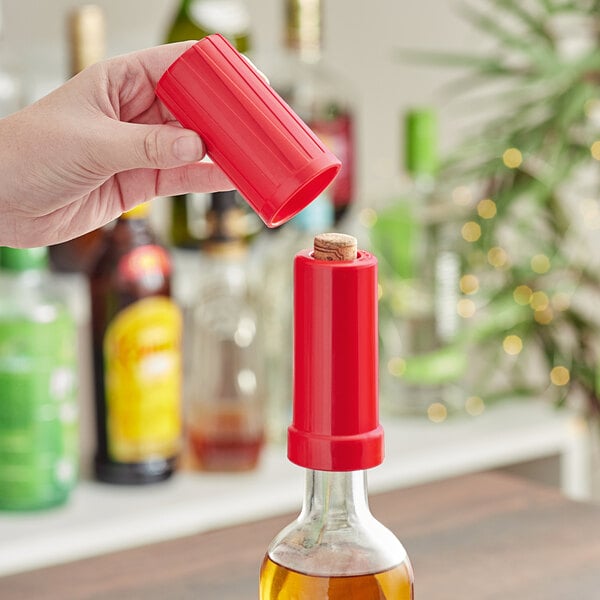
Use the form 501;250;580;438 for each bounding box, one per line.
48;5;107;274
187;190;265;471
90;203;182;484
260;193;334;442
370;109;465;416
164;0;251;248
0;247;78;510
0;1;23;117
273;0;355;224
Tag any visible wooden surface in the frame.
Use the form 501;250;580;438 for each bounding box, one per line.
2;471;600;599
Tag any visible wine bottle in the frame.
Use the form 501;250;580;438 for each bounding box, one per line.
90;203;182;484
164;0;251;248
48;5;106;274
259;234;414;599
273;0;355;224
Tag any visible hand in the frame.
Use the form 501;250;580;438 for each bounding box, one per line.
0;41;233;248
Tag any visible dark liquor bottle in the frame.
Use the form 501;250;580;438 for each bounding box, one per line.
90;203;182;484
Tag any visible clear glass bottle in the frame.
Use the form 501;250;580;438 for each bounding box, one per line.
371;108;465;416
164;0;251;249
187;191;265;471
273;0;355;224
259;233;414;599
90;203;182;484
0;247;79;510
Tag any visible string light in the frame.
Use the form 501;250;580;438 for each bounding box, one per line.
460;274;479;294
513;285;533;305
503;334;523;355
387;357;406;377
534;307;554;325
461;221;481;242
531;254;551;274
502;148;523;168
477;198;497;219
457;298;476;318
452;186;472;206
427;402;448;423
465;396;485;416
487;246;508;268
359;207;378;228
550;366;570;386
530;291;549;311
591;141;600;160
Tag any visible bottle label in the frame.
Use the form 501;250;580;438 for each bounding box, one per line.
0;312;78;508
104;297;182;463
118;245;171;284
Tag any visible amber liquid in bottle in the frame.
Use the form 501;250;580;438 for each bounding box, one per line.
260;557;413;599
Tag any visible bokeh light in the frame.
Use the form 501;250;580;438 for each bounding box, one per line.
550;366;570;386
460;274;479;295
591;141;600;160
457;298;476;318
465;396;485;416
427;402;448;423
530;291;550;311
477;198;497;219
502;148;523;168
387;357;406;377
461;221;481;242
531;254;551;274
487;246;508;268
534;307;553;325
359;207;378;228
513;285;533;305
503;334;523;355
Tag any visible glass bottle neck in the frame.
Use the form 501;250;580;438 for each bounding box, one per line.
285;0;322;63
300;469;372;523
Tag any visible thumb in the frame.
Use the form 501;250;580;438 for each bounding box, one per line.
102;121;205;172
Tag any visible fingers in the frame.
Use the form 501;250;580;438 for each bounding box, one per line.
100;120;206;172
114;162;234;204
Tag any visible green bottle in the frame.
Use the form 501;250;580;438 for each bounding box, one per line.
371;109;465;416
0;247;79;510
164;0;251;248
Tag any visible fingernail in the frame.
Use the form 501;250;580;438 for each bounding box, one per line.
173;134;204;162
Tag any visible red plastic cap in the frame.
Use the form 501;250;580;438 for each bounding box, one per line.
156;34;341;228
288;249;384;471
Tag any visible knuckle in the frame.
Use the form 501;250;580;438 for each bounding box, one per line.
142;129;163;167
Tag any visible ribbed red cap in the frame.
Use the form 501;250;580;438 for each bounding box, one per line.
155;34;341;228
288;249;384;471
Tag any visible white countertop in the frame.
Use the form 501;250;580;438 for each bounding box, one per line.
0;400;587;577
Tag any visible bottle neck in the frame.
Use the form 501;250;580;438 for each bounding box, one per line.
300;469;372;525
285;0;322;63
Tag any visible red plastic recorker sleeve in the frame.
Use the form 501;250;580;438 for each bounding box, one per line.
288;249;384;472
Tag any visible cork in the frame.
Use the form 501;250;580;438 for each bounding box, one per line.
313;233;357;261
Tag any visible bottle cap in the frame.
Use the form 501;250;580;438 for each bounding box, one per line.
288;234;384;471
155;34;341;228
0;247;48;271
405;108;438;177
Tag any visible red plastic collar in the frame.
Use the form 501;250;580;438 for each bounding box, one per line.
288;249;384;471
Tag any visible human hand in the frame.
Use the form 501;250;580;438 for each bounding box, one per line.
0;41;233;248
